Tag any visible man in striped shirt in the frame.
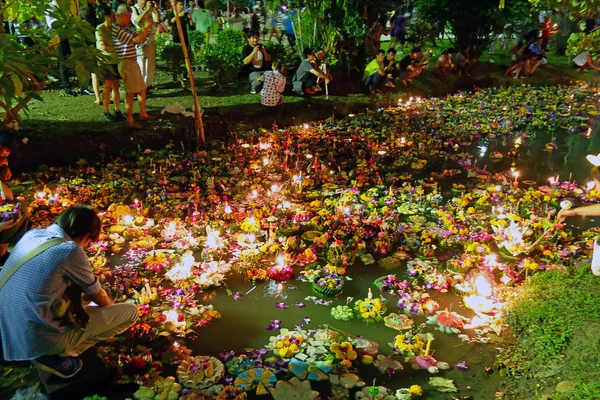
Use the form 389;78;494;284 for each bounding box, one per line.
113;4;155;128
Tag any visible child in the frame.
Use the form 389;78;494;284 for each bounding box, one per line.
261;59;287;107
434;48;454;80
216;10;225;32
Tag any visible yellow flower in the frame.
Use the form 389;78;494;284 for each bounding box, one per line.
409;385;423;397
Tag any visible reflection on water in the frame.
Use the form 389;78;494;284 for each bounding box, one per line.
183;121;600;399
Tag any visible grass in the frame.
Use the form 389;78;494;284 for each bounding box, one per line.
499;261;600;399
20;39;600;140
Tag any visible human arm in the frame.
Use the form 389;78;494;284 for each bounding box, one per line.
64;245;114;307
133;2;153;27
309;67;331;83
117;20;153;44
557;204;600;220
243;45;259;65
261;45;271;62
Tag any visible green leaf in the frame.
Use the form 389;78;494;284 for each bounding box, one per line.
74;62;89;86
11;74;23;97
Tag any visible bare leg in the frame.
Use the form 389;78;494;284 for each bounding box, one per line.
103;80;112;114
112;81;121;112
126;92;135;124
139;87;153;119
92;73;101;104
0;243;9;257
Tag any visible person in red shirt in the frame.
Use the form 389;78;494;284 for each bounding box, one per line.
540;17;557;51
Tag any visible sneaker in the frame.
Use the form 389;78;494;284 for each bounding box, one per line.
304;87;316;95
33;355;83;379
80;88;94;96
250;89;257;94
384;81;396;88
114;110;125;121
103;112;115;122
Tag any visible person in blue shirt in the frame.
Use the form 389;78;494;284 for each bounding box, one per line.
0;207;139;378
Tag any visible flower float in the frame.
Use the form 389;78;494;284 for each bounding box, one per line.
355;384;397;400
426;310;467;334
267;329;307;359
395;385;423;400
329;341;358;368
354;289;387;324
331;305;354;321
311;266;345;298
233;368;277;396
270;377;319;400
176;356;225;391
133;376;181;400
383;313;414;331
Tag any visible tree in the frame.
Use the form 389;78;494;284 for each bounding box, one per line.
528;0;600;18
0;0;105;128
416;0;533;53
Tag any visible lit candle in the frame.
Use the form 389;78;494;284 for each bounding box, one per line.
513;171;519;184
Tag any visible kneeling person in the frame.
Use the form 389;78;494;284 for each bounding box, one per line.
241;31;271;93
0;206;139;378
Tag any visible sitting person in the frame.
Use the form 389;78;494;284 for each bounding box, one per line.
505;49;532;79
510;40;525;62
397;49;420;86
260;59;287;107
384;48;400;79
454;46;471;77
412;46;432;76
0;206;139;378
292;47;332;95
241;31;271;94
0;139;27;266
433;48;455;80
572;50;600;71
364;49;395;93
527;38;547;75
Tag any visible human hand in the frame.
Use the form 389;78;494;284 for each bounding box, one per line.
325;78;331;85
557;208;576;221
145;1;153;10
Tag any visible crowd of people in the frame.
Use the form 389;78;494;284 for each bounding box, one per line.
5;2;600;116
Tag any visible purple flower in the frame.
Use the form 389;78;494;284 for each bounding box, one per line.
295;302;305;308
455;361;469;371
275;301;288;309
295;324;304;330
231;292;243;300
302;317;311;324
266;319;281;331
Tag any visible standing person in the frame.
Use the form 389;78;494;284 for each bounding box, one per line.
250;5;261;34
279;7;295;47
266;7;279;42
229;8;245;31
240;31;271;93
241;7;251;42
260;59;287;107
367;15;389;53
184;0;195;16
113;4;155;128
131;0;161;93
388;10;406;53
215;10;225;32
292;47;332;95
167;1;193;85
192;0;212;52
540;16;557;51
0;206;139;377
96;4;123;121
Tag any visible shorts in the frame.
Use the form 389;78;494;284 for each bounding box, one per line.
573;61;589;69
119;58;145;94
102;64;121;81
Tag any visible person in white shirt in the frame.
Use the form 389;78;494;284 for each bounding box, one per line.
131;0;161;90
573;50;600;72
261;60;286;107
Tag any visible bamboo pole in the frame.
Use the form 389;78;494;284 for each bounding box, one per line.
172;2;205;146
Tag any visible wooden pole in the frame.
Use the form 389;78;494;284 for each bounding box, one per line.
172;2;205;146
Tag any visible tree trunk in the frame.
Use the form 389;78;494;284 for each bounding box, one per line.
554;10;572;56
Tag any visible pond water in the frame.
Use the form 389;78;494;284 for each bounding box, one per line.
179;120;600;399
5;85;600;400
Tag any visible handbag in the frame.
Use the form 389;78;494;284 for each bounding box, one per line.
0;238;89;331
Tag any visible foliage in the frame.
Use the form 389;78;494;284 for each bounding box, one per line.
409;18;439;47
0;0;107;128
199;28;245;85
160;43;186;75
528;0;600;18
566;29;600;56
500;262;600;397
416;0;533;53
268;42;301;71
